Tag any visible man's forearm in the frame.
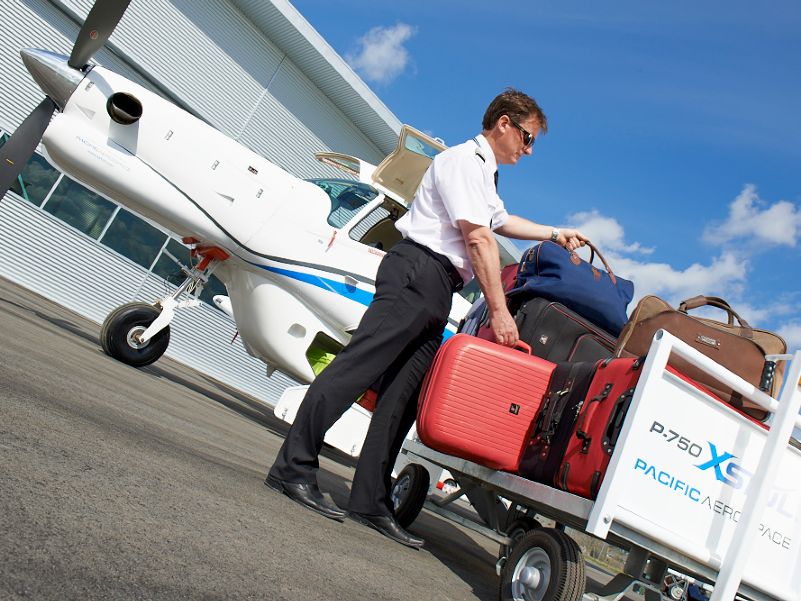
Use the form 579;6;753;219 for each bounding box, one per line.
494;215;552;240
466;232;506;312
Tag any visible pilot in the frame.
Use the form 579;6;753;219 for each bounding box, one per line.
266;88;586;548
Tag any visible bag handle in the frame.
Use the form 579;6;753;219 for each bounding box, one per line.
570;241;618;285
575;382;613;453
678;295;752;329
513;340;532;354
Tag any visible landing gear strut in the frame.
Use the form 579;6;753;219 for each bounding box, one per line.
100;244;228;367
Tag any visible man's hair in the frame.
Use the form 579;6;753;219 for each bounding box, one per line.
482;88;548;133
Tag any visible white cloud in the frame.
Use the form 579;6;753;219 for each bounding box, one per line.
703;184;801;247
549;204;801;339
566;210;654;254
779;322;801;353
612;252;748;308
346;24;416;84
562;209;750;312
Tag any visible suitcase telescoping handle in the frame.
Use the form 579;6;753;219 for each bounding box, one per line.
575;382;613;453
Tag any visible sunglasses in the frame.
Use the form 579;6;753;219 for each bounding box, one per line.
508;116;535;147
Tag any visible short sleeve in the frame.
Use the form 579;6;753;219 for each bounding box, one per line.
490;200;509;231
433;150;495;228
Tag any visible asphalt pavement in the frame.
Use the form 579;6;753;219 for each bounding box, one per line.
0;274;628;601
0;275;509;601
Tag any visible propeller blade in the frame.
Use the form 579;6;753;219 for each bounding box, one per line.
68;0;132;69
0;98;57;197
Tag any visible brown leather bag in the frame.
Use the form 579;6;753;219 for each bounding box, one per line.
615;295;787;420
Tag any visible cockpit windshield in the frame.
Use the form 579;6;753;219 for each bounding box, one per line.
307;178;380;228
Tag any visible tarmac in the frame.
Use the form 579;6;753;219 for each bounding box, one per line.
0;274;505;600
0;274;622;600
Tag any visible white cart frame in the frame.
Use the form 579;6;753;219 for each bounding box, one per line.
398;330;801;601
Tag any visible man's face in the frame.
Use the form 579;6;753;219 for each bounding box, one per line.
495;115;539;165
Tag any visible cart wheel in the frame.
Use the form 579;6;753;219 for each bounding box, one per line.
498;517;542;560
499;528;585;601
668;583;685;600
390;464;430;529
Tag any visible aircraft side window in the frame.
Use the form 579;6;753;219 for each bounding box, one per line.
306;178;378;228
349;206;403;251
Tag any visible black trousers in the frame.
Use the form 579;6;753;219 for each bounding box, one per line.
269;239;455;516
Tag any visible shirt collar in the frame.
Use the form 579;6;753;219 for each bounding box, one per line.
474;134;498;174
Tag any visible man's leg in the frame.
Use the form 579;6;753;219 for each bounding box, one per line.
347;329;443;516
268;243;445;485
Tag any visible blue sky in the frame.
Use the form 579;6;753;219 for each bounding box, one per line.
293;0;801;351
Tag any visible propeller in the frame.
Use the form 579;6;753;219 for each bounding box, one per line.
0;98;57;196
1;0;132;199
69;0;132;70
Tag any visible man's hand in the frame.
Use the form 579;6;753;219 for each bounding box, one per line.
490;306;518;347
556;228;588;251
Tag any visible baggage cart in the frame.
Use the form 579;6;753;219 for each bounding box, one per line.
392;330;801;601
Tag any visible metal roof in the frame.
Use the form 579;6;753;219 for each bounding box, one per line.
229;0;402;155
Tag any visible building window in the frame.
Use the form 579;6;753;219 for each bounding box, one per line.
100;208;168;269
42;176;116;238
151;238;191;284
151;238;228;311
0;133;60;206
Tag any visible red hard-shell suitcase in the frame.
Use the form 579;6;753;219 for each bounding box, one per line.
556;358;767;499
417;334;556;471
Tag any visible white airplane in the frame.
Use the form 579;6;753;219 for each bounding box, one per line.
0;0;476;384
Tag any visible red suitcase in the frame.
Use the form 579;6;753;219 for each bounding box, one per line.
556;358;767;499
417;334;556;471
556;357;642;499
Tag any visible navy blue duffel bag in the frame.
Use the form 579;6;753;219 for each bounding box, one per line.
507;241;634;336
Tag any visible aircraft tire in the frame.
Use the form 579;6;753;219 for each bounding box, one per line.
101;302;170;367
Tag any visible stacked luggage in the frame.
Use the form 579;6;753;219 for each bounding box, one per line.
419;241;786;500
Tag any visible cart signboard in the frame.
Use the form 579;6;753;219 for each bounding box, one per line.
588;334;801;601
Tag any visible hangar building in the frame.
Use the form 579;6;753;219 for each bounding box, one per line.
0;0;518;405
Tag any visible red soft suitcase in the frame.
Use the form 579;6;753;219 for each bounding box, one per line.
417;334;556;471
556;358;767;499
556;357;643;499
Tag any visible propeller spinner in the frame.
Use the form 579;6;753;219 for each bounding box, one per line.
0;0;132;198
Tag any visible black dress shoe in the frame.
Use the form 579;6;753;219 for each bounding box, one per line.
349;512;424;549
265;475;346;521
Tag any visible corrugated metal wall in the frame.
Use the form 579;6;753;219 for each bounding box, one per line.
0;0;400;404
49;0;385;173
0;192;297;403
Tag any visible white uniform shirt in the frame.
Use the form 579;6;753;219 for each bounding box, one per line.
395;134;509;283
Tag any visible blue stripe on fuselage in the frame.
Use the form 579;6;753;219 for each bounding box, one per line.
254;263;375;306
249;261;456;339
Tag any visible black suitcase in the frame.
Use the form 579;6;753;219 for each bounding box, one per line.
515;297;616;362
517;361;599;484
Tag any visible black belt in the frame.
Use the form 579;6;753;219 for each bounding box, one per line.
400;238;464;292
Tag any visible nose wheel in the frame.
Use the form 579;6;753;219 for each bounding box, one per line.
99;243;229;368
100;302;170;367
